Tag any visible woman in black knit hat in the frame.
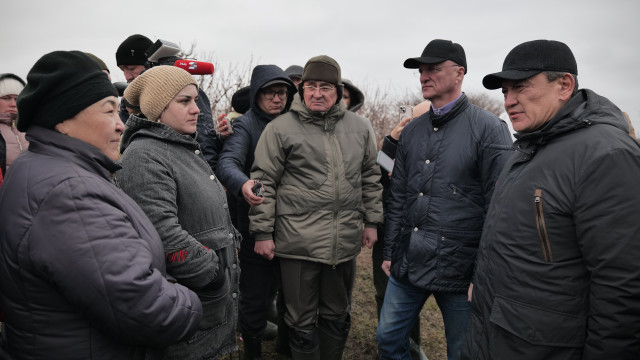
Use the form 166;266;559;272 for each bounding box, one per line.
0;51;203;359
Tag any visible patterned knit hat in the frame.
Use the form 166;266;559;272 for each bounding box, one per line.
123;65;197;122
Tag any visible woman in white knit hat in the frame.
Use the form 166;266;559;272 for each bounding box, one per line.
0;73;28;179
117;65;240;360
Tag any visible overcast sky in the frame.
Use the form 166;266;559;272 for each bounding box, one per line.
3;0;639;131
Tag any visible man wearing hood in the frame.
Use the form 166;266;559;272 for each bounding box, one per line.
462;40;640;359
249;55;383;359
341;78;365;113
216;64;296;360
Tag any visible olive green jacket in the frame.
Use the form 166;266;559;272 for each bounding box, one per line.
249;95;383;265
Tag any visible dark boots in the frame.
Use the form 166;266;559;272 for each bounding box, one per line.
317;315;350;360
289;328;320;360
242;336;263;360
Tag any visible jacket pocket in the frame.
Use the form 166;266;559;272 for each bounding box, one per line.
191;266;231;337
489;296;586;347
435;229;480;281
534;189;553;262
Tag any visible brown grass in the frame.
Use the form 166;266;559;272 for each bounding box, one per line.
239;247;447;359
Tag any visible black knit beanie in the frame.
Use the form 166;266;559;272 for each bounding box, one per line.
116;34;153;66
17;51;118;132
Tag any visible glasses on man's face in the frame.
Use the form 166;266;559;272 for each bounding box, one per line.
262;89;288;100
415;64;461;77
302;84;336;95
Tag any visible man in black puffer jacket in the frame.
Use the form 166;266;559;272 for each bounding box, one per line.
216;64;296;359
376;39;513;360
462;40;640;360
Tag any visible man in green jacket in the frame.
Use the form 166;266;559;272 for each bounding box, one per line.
249;55;383;359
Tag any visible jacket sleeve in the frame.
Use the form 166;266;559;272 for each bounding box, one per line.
196;91;224;172
383;132;409;261
118;146;221;290
216;115;253;198
248;122;286;240
477;118;513;208
574;146;640;357
361;121;383;226
29;177;203;345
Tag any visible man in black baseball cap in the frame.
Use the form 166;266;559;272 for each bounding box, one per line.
461;40;640;360
376;39;513;360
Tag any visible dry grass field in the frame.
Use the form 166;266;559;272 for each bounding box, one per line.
242;246;448;360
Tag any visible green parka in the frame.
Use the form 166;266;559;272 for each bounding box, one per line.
249;95;383;266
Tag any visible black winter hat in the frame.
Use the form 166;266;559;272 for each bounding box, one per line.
116;34;153;66
17;51;118;132
483;40;578;90
231;86;251;114
404;39;467;74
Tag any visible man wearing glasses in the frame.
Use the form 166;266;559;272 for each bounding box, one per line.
216;64;296;360
376;39;513;360
249;55;383;359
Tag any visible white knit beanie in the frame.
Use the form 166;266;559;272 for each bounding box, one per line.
123;66;197;121
0;77;25;97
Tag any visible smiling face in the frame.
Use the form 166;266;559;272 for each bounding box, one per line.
501;72;573;133
54;96;124;160
158;85;200;135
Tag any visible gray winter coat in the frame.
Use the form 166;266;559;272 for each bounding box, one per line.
462;89;640;359
0;126;203;360
117;116;240;360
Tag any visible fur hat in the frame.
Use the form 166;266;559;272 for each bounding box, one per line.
116;34;153;66
0;74;25;97
16;51;117;132
123;65;197;122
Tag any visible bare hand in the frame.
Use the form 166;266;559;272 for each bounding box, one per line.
217;114;232;139
389;116;411;141
381;260;391;277
254;239;275;260
361;227;377;249
467;282;473;302
241;180;265;206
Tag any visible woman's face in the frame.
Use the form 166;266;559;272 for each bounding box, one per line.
55;96;124;161
158;85;200;135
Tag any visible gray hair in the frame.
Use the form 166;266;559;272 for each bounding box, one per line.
545;71;579;96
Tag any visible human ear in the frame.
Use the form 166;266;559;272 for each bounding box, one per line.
558;74;575;101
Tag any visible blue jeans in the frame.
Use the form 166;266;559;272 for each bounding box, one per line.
376;275;470;360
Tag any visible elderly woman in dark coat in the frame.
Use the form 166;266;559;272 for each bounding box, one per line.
117;65;240;360
0;51;203;360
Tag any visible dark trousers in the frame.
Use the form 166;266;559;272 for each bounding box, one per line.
238;258;281;338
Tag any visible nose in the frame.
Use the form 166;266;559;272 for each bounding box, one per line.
115;117;125;133
191;101;201;114
420;71;430;83
503;90;517;108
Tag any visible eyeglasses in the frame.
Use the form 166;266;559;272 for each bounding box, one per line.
415;64;461;77
303;84;336;94
262;89;288;100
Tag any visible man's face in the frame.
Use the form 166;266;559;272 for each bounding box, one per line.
302;80;338;112
501;73;567;133
342;87;351;109
290;76;302;87
418;61;463;104
119;65;145;83
257;84;288;118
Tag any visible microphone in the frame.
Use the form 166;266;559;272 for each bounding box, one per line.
173;59;214;75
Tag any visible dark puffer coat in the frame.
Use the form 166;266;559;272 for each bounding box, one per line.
0;126;202;359
462;89;640;359
215;64;295;264
384;94;513;292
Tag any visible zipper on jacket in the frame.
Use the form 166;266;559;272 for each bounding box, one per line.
328;130;340;267
534;189;553;262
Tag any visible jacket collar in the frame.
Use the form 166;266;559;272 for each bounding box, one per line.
119;115;199;154
290;94;346;131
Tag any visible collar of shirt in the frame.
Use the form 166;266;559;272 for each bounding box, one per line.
432;93;462;116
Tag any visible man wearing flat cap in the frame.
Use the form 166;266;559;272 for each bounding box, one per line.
376;39;512;360
461;40;640;359
249;55;383;359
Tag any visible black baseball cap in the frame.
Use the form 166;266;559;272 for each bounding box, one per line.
404;39;467;74
483;40;578;90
